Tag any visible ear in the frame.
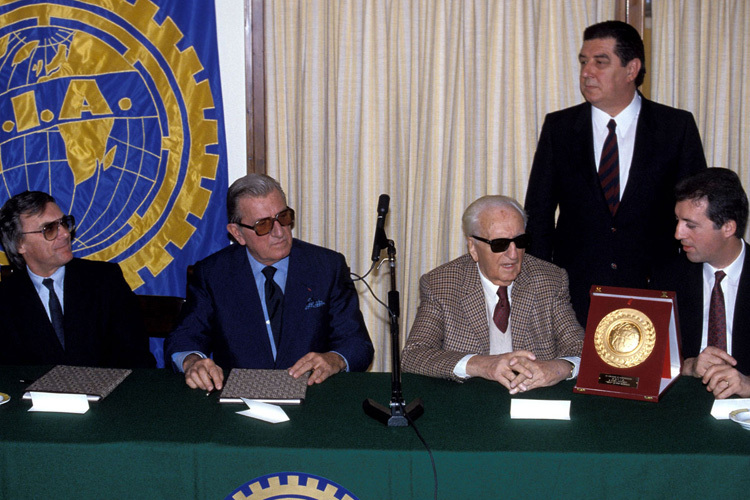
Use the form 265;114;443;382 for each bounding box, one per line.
626;58;641;82
226;223;246;246
467;238;479;263
721;219;738;239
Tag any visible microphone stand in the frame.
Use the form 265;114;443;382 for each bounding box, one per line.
363;239;424;426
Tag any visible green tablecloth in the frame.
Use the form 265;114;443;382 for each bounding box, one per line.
0;366;748;499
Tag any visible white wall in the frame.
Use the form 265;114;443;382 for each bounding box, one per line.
215;0;248;184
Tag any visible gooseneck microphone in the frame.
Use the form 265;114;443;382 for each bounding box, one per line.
371;194;390;261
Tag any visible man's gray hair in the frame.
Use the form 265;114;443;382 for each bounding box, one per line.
461;195;528;237
226;173;287;224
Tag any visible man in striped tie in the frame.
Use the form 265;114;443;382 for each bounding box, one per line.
525;20;707;328
652;168;750;399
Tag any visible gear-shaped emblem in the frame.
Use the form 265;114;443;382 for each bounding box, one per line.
0;0;221;288
227;472;360;500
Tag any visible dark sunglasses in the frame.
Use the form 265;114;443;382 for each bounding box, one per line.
471;233;531;253
236;207;295;236
21;215;76;241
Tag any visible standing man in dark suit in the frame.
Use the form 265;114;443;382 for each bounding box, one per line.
652;169;750;399
402;195;583;394
524;20;707;327
164;174;373;392
0;191;154;368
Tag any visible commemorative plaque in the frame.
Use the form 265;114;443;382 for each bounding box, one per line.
574;286;681;402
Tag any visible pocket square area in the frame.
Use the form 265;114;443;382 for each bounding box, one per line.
305;298;326;310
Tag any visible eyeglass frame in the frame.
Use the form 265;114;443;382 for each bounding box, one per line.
471;233;531;253
235;207;295;236
21;215;76;241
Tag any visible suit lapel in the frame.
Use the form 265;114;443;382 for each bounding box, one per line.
570;103;605;205
459;258;490;353
620;94;653;209
14;270;65;358
732;243;750;366
227;246;276;365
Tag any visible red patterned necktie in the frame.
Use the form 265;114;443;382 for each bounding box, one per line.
493;286;509;333
599;119;620;215
708;270;727;351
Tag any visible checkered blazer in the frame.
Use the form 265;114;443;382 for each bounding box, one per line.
402;253;584;381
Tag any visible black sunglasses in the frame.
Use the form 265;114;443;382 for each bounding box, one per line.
21;215;76;241
471;233;531;253
236;207;295;236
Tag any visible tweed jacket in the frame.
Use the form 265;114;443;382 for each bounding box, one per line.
401;253;584;381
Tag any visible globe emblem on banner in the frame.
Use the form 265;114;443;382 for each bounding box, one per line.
0;0;220;289
0;26;161;256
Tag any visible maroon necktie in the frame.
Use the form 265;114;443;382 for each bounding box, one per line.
708;270;727;351
493;286;509;333
599;119;620;215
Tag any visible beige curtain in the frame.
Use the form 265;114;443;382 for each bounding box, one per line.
651;0;750;217
264;0;613;372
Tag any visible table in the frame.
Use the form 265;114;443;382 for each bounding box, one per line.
0;366;748;499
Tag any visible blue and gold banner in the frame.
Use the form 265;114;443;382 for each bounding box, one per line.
0;0;229;297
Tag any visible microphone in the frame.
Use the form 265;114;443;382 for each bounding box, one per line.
371;194;390;261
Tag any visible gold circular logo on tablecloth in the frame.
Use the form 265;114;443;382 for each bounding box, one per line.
594;308;656;368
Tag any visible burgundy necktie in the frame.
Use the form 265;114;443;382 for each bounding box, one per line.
708;270;727;351
599;119;620;215
493;286;509;333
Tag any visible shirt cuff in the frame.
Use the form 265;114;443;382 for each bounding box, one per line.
560;356;581;379
331;351;350;372
172;351;206;373
453;354;476;379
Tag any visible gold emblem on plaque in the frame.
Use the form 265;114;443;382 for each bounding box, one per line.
594;308;656;368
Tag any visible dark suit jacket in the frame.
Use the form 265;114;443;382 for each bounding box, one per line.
164;239;373;371
524;95;707;326
651;243;750;375
0;259;154;368
401;253;584;382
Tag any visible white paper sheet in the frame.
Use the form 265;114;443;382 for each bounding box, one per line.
236;398;290;423
710;398;750;420
510;399;570;420
28;392;89;414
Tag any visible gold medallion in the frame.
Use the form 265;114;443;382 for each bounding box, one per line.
594;308;656;368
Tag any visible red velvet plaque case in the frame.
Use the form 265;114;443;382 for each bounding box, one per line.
574;286;682;402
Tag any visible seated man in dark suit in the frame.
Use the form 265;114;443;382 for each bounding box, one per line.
652;168;750;398
164;174;373;391
0;191;154;368
402;195;583;394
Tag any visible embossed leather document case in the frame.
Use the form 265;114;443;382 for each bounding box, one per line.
24;365;131;401
575;286;681;402
219;369;309;404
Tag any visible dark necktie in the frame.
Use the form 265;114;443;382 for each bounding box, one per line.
599;119;620;215
262;266;283;348
708;270;727;351
493;286;510;333
42;278;65;349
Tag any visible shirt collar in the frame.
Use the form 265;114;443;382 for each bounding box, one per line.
592;91;641;136
246;248;290;282
703;239;746;285
27;264;66;294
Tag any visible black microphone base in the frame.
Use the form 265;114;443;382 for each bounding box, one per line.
362;397;424;427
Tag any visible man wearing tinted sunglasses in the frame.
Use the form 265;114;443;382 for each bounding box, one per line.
0;191;154;368
165;174;373;392
402;195;583;394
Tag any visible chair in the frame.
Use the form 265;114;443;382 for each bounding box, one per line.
137;294;185;338
0;264;14;281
